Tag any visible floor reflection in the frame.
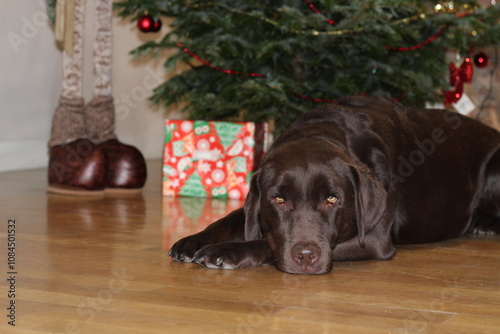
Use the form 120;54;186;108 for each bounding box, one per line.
162;197;244;250
46;193;146;233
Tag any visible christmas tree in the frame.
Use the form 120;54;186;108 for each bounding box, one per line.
213;122;244;149
114;0;500;131
179;171;207;197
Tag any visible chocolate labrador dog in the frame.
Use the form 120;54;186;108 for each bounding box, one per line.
169;96;500;274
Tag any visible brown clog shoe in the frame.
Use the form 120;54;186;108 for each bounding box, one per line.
100;139;147;194
48;139;107;196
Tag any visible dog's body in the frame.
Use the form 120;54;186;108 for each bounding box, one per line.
169;96;500;274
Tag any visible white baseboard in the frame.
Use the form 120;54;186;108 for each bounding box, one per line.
0;140;49;172
0;136;164;173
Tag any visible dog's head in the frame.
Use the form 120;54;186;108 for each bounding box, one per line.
244;139;387;274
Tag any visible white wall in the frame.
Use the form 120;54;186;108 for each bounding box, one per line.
0;1;180;172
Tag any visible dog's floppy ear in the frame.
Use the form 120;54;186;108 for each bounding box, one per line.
244;171;263;240
350;166;387;248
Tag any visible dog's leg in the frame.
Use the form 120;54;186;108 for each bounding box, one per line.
169;207;247;262
469;214;500;235
191;239;274;269
332;238;395;262
332;221;396;261
169;207;275;269
470;148;500;235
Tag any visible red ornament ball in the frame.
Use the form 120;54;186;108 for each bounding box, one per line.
137;14;154;33
474;52;489;68
151;17;162;33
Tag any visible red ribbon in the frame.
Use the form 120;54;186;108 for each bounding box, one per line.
443;57;473;105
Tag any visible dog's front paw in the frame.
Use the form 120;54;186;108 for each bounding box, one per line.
168;232;214;263
191;242;245;269
192;240;274;270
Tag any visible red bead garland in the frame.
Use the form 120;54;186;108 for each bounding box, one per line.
177;43;266;77
384;25;448;52
294;93;338;103
303;0;336;25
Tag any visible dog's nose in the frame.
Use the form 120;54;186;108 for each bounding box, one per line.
291;244;321;266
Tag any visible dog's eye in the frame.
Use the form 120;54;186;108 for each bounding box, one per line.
326;196;338;205
274;196;285;205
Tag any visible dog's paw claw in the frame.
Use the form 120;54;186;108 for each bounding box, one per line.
192;254;221;269
191;248;238;269
168;233;214;263
174;241;265;270
191;254;202;264
168;248;193;263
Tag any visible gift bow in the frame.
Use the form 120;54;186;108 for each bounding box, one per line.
443;57;473;105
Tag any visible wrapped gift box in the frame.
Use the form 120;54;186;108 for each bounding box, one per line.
162;120;268;199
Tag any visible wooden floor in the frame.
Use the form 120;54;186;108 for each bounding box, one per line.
1;160;499;334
